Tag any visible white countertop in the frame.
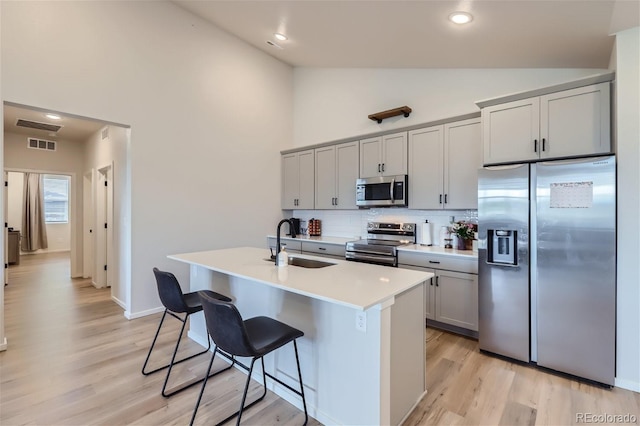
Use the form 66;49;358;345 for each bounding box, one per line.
169;247;433;311
398;244;478;260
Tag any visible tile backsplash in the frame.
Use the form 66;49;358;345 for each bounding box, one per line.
291;208;478;246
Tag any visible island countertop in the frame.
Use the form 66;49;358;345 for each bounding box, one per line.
169;246;433;310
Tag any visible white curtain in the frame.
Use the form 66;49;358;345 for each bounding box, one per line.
22;173;48;252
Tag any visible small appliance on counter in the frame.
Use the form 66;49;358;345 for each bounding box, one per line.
288;218;301;236
308;219;321;236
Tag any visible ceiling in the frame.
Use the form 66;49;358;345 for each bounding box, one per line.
3;104;107;143
174;0;639;69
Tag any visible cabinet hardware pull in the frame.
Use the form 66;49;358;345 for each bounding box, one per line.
429;260;440;264
534;139;538;153
444;194;448;204
382;163;385;172
542;138;546;151
435;276;439;287
439;194;443;204
430;279;434;286
378;163;381;173
335;197;338;205
319;247;327;251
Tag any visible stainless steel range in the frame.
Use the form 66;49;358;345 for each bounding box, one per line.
345;222;416;267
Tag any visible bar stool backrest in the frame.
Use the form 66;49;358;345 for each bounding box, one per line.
199;291;255;358
152;267;188;314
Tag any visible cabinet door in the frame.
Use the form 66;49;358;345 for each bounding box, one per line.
540;82;611;159
408;125;444;209
381;132;408;176
444;118;481;209
315;146;336;209
434;270;478;331
297;150;315;209
359;136;382;178
425;272;436;321
281;153;299;209
335;142;359;209
482;97;540;165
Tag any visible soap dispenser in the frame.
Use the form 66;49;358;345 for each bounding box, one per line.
277;247;289;267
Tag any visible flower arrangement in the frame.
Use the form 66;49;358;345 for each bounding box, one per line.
451;221;478;240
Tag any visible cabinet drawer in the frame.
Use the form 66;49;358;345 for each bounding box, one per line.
301;241;345;258
398;251;477;274
267;237;302;253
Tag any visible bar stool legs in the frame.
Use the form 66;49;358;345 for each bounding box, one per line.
189;344;307;426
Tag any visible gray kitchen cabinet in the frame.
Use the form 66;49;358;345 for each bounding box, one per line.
482;82;611;165
282;150;314;209
409;117;481;210
399;252;478;336
267;237;302;254
359;132;407;178
301;241;345;259
315;141;359;209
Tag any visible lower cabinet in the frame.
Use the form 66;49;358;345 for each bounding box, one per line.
400;261;478;336
431;269;478;331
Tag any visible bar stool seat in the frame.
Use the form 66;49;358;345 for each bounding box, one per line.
142;268;232;397
190;291;308;426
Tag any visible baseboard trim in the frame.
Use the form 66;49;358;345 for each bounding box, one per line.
111;295;126;310
126;306;164;320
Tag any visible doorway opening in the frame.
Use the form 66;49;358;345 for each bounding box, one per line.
2;101;131;314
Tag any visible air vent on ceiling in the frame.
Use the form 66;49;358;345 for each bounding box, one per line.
16;119;63;133
101;127;109;140
27;138;57;152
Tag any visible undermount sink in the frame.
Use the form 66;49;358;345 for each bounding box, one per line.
265;256;335;269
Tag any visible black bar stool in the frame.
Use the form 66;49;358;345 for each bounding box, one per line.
142;267;233;397
190;291;308;426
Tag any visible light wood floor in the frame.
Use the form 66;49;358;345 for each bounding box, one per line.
1;253;638;425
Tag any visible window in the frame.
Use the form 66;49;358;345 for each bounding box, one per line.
44;175;70;223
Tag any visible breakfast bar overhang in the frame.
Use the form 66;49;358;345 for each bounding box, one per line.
169;247;433;425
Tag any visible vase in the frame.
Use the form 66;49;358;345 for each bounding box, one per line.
456;236;467;250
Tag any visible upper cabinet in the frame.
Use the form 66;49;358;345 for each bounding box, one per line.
359;132;407;178
282;149;314;210
409;117;481;210
315;141;359;209
481;82;611;165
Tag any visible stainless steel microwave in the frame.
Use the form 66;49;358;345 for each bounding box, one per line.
356;175;408;207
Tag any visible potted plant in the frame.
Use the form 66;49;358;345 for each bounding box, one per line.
451;221;478;250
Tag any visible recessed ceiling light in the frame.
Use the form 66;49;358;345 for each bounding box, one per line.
45;113;61;120
449;12;473;24
274;33;288;41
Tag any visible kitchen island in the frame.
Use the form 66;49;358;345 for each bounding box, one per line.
169;247;433;426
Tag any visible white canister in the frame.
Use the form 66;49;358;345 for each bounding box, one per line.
439;226;450;247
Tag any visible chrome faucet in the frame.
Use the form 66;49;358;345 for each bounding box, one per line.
275;219;297;264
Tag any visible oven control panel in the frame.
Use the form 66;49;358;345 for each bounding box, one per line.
367;222;415;233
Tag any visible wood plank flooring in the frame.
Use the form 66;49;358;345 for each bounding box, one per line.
1;252;638;425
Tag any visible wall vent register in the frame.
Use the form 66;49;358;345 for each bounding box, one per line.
16;118;63;133
27;137;57;152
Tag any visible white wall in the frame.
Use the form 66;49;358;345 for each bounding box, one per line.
84;124;129;308
293;68;607;146
1;1;292;317
614;26;640;392
7;171;71;254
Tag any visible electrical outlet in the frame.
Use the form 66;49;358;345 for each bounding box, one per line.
355;311;367;332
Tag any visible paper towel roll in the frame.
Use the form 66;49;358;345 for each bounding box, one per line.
421;221;432;246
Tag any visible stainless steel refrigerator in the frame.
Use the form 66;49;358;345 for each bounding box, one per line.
478;155;616;386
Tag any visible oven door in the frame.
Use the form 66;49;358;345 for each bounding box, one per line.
356;175;407;207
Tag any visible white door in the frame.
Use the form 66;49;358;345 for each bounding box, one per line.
82;170;94;279
94;165;113;289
